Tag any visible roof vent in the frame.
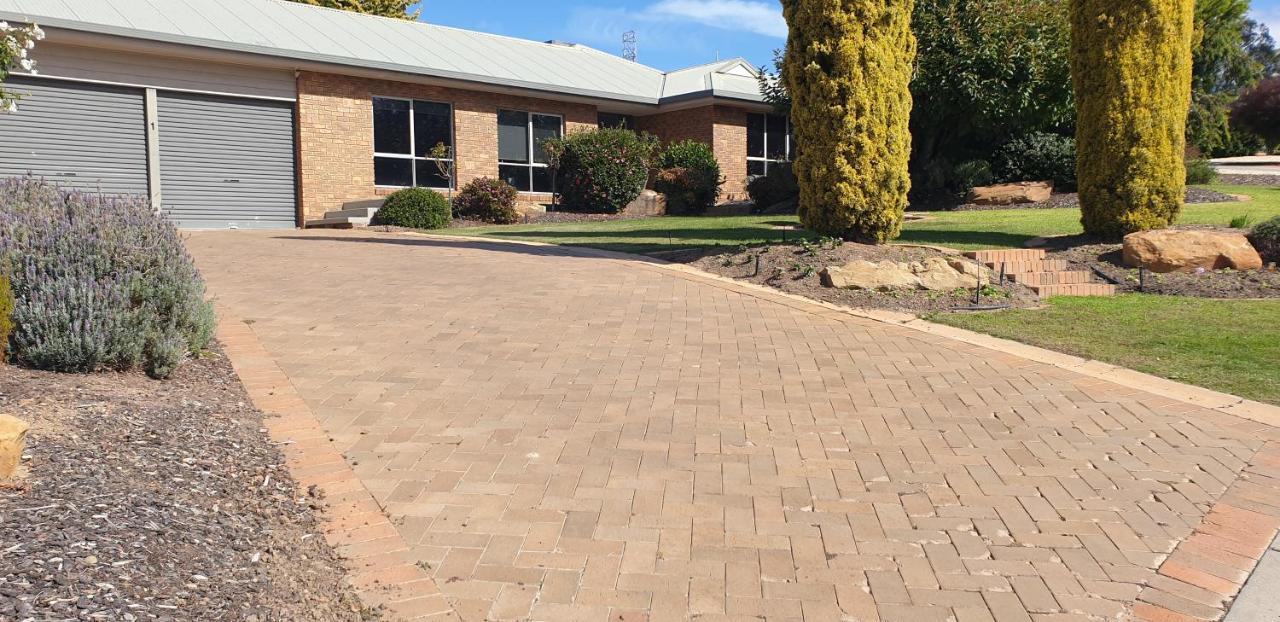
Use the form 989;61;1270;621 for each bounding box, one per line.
545;40;576;47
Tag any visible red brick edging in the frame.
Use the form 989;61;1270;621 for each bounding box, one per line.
216;310;457;620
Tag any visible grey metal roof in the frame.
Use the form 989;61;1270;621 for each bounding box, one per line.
0;0;764;106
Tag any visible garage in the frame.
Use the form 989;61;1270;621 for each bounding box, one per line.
0;76;297;229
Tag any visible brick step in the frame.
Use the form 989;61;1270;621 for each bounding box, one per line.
965;248;1046;264
1030;283;1116;297
1007;270;1095;286
986;259;1069;274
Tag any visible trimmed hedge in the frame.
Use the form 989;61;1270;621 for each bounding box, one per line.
0;177;215;378
1249;216;1280;265
746;163;798;213
545;128;658;213
371;187;451;229
655;140;722;215
1071;0;1196;238
453;177;520;224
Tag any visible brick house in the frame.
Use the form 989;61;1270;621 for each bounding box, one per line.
0;0;792;229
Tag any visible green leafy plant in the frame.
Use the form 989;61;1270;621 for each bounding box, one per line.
1229;213;1255;229
746;162;799;214
1185;158;1220;185
993;133;1078;191
453;177;520;224
654;140;722;215
0;274;12;363
543;128;658;213
950;159;996;196
1248;216;1280;264
371;187;452;230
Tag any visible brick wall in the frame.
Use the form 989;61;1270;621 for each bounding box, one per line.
634;104;751;202
297;71;596;220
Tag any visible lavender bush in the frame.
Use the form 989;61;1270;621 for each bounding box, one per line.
0;177;215;378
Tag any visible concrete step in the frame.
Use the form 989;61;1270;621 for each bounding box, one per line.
1030;283;1116;297
987;259;1070;274
323;206;379;220
1007;270;1095;286
305;216;369;229
342;199;385;211
966;248;1046;264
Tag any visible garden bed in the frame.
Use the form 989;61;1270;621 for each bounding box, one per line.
1042;227;1280;299
681;241;1041;313
950;186;1238;211
0;345;372;621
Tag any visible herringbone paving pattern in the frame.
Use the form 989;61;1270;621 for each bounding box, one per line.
187;230;1280;621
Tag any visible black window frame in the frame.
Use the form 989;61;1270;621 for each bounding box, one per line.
746;112;792;177
497;109;563;193
372;96;455;189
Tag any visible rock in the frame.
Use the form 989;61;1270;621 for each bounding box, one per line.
0;414;29;479
1122;229;1264;273
622;189;666;217
913;257;979;290
821;260;922;291
947;258;995;281
967;181;1053;206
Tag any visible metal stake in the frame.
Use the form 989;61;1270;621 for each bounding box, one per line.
999;262;1007;286
753;254;760;277
1138;266;1146;292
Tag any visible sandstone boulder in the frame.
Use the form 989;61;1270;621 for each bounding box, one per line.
1122;229;1263;273
0;414;29;479
623;189;666;217
913;257;980;290
821;261;921;291
967;181;1053;206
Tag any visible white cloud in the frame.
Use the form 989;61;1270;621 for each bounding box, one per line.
645;0;786;38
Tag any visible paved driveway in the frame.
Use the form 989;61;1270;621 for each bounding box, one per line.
187;230;1280;622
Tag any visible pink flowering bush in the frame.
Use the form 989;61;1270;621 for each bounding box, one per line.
1;20;45;113
453;177;520;224
544;128;658;213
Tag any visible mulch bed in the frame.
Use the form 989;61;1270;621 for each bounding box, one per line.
450;209;646;229
0;346;373;621
951;187;1238;212
680;241;1041;313
1218;173;1280;187
1042;228;1280;298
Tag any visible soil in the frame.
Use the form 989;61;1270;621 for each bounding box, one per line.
0;346;374;621
681;241;1042;313
950;187;1238;212
1042;227;1280;298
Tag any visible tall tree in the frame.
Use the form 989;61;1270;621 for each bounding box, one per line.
1071;0;1196;238
286;0;419;19
1187;0;1269;153
781;0;916;243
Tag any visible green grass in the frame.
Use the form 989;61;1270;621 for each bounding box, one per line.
441;183;1280;254
926;295;1280;405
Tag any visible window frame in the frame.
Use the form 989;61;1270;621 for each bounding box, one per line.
372;95;455;190
746;112;792;177
497;109;564;194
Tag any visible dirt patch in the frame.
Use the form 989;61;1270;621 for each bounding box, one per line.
1044;228;1280;298
951;187;1238;212
0;346;373;621
682;241;1041;313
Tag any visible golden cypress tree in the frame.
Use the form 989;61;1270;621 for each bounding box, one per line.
1071;0;1196;238
781;0;916;243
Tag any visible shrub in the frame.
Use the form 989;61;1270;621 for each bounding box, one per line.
453;177;520;224
783;0;915;242
1071;0;1196;238
993;133;1077;191
1249;216;1280;264
949;160;995;196
371;187;451;229
746;163;799;213
0;177;215;378
544;128;658;213
655;140;722;215
1231;76;1280;153
1185;158;1219;185
0;274;12;363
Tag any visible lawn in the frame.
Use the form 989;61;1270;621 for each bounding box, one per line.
925;295;1280;405
441;183;1280;254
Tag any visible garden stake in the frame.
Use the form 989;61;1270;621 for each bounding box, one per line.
1139;267;1146;292
753;254;760;277
973;270;982;305
999;262;1006;286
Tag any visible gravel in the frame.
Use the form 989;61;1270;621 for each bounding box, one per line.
1217;174;1280;187
0;346;374;622
951;187;1239;211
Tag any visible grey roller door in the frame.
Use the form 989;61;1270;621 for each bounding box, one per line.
0;76;148;195
157;92;296;229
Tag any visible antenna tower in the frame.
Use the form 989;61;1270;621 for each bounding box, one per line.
622;31;637;62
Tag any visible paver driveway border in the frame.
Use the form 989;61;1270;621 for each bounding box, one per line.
205;229;1280;621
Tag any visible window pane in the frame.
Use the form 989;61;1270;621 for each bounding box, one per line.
498;110;529;163
747;160;765;177
415;160;451;189
373;98;411;154
532;114;561;164
766;114;787;160
374;157;413;186
531;166;554;193
499;164;530;191
747;113;765;159
414;101;452;157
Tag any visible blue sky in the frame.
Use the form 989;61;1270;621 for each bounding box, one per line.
414;0;1280;73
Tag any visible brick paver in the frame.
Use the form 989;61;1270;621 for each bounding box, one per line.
187;230;1280;621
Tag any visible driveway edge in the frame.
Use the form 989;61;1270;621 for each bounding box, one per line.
216;309;458;621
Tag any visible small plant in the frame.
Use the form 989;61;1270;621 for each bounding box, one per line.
1185;158;1219;185
453;177;520;224
799;265;816;278
371;187;451;229
427;143;456;200
819;236;843;250
721;255;735;267
798;239;819;256
654;140;722;215
1249;216;1280;264
769;266;785;280
1229;214;1256;229
543;128;658;213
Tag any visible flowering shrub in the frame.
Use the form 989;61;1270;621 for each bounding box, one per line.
453;177;520;224
371;187;451;229
655;140;722;215
0;177;215;378
1;21;45;113
543;128;658;213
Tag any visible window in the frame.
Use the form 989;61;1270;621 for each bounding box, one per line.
597;112;635;130
373;97;453;188
498;110;562;192
747;113;792;177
